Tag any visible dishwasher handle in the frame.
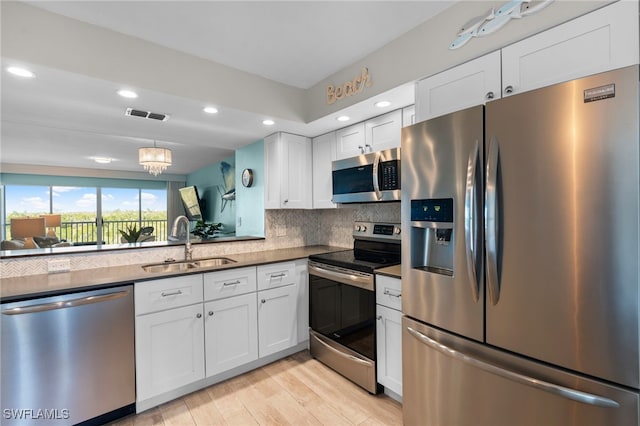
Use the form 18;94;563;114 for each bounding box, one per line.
2;289;131;315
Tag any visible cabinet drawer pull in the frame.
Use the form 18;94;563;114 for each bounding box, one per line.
161;290;183;297
196;313;202;318
384;289;402;298
261;299;266;304
223;280;241;286
270;273;286;279
208;311;214;316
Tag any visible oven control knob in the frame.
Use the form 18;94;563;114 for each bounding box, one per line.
394;226;401;235
355;224;367;232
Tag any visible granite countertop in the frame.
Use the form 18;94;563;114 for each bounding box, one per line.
376;264;401;278
0;245;346;302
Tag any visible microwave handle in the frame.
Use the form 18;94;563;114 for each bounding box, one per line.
372;151;382;200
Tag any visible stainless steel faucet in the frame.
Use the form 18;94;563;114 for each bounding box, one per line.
171;215;193;261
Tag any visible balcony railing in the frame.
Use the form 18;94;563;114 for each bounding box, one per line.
3;220;168;246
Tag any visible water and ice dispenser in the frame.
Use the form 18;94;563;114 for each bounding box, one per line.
410;198;454;276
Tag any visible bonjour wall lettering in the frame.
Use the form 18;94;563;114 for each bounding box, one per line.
326;67;372;105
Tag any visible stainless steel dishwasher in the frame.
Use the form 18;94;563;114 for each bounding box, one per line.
1;285;135;425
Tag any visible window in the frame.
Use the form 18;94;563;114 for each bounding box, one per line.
2;184;168;245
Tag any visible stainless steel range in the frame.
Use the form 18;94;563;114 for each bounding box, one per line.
308;221;400;393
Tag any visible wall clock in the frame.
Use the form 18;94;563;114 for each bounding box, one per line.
242;168;254;187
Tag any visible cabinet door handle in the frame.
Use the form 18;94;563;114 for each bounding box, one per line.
358;145;364;153
376;315;383;320
196;313;202;318
161;290;183;297
223;280;241;286
486;91;495;100
504;85;514;94
365;144;372;152
208;311;214;316
261;299;266;304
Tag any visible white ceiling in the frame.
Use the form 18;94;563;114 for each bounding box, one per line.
1;1;455;176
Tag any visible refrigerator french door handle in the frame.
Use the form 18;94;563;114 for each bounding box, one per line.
406;326;621;409
465;140;480;302
485;136;501;305
372;151;382;200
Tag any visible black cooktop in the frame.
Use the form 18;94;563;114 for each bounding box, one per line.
309;239;401;274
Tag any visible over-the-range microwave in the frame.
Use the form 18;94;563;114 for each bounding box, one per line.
332;147;400;203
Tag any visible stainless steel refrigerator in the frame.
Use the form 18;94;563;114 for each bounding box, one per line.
401;65;639;426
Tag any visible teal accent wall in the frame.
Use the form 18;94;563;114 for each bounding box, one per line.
186;155;236;234
0;173;166;189
235;140;265;237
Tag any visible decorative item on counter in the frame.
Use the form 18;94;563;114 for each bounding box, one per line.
449;0;554;50
119;224;143;243
192;220;223;239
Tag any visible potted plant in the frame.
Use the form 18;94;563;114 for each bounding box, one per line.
192;220;222;239
119;224;142;243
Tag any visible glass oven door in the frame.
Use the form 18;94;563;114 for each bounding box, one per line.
308;262;376;360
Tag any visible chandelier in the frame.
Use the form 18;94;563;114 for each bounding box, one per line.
139;141;172;176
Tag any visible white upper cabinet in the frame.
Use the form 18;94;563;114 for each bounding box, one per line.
335;122;366;160
416;1;638;121
312;131;337;209
364;109;402;152
415;51;501;122
502;1;639;98
402;105;416;127
264;132;312;209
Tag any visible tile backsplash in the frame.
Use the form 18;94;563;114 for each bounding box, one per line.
0;203;401;278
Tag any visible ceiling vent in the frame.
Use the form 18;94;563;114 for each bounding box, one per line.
125;107;170;122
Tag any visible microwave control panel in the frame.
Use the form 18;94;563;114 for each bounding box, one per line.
380;160;400;190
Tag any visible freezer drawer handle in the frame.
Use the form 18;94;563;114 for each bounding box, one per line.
406;326;620;409
2;290;130;315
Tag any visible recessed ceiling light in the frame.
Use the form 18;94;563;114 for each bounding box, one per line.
337;116;350;122
203;106;219;114
92;157;113;164
262;119;275;126
7;66;35;78
375;100;391;108
117;89;138;99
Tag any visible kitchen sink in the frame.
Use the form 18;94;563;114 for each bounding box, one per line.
194;257;236;267
142;257;236;273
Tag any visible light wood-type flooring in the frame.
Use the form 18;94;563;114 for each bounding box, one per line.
109;350;403;426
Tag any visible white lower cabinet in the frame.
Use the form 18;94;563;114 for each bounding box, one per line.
204;292;258;377
376;304;403;398
135;302;205;402
135;260;307;411
375;274;402;399
258;283;298;357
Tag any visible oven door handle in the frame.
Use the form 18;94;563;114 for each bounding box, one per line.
311;331;374;367
308;262;374;291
